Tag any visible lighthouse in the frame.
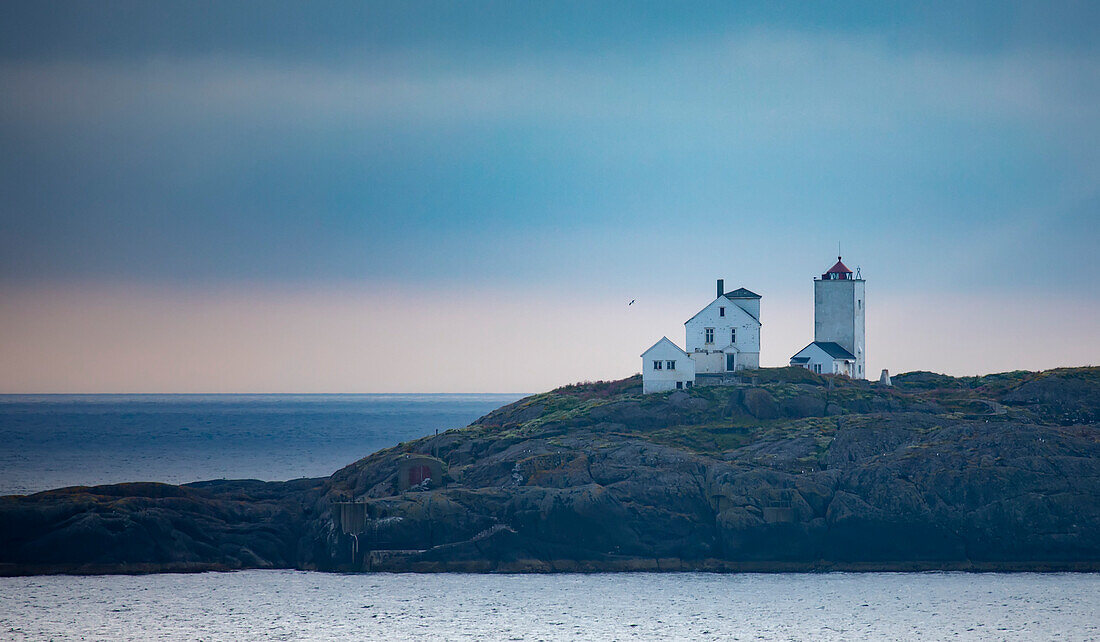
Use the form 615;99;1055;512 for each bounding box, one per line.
813;256;866;378
789;256;867;378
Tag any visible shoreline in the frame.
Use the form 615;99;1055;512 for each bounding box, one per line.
5;559;1100;577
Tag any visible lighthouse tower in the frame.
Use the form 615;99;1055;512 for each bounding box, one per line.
814;256;866;378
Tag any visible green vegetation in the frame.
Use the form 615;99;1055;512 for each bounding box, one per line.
627;421;758;454
458;366;1100;457
737;366;829;385
551;375;643;399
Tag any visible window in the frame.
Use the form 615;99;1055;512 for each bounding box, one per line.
653;360;662;370
858;365;862;374
676;381;683;389
686;381;693;388
666;360;676;370
858;299;862;309
813;364;822;374
730;328;737;344
719;307;725;317
704;328;714;344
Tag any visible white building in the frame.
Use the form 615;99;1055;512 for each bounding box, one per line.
790;256;866;378
640;279;762;393
685;280;761;373
641;336;696;393
789;341;856;376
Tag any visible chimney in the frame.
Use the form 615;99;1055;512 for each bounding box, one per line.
716;279;724;298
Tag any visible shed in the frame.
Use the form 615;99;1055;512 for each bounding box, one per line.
397;453;446;491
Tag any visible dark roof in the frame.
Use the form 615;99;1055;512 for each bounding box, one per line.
723;287;761;299
825;258;852;274
790;357;810;363
813;341;856;359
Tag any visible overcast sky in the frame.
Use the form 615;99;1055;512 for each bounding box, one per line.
1;1;1098;392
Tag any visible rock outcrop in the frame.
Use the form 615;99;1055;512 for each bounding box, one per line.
0;479;325;574
3;367;1099;575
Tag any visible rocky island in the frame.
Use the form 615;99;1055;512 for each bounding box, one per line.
2;367;1099;575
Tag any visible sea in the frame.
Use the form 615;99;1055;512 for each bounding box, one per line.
0;393;523;496
1;394;1098;641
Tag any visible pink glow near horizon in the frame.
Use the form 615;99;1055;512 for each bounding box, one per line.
0;283;1096;393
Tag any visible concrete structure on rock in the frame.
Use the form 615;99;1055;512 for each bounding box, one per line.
641;279;762;393
397;453;445;491
790;257;866;378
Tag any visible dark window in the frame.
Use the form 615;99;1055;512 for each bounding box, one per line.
730;328;737;344
686;381;693;388
666;360;676;370
719;307;725;317
814;364;822;374
676;381;683;389
705;328;714;344
653;360;662;370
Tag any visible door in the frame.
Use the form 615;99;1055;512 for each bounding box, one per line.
726;353;736;371
408;464;432;487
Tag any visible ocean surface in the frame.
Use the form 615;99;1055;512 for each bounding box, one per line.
0;394;523;495
2;570;1098;640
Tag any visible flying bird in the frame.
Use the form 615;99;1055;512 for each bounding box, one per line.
628;300;635;305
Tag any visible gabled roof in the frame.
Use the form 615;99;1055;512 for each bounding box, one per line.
814;341;856;359
825;258;852;275
723;287;761;299
790;341;856;361
684;294;761;326
641;336;690;358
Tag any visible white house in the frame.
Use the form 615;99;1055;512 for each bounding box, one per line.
641;336;696;393
790;256;866;378
685;280;762;373
640;279;761;393
789;341;856;376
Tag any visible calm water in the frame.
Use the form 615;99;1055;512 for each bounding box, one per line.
0;394;523;495
1;571;1097;640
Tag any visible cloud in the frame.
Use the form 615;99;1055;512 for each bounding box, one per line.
0;28;1097;295
2;30;1098;139
1;9;1098;392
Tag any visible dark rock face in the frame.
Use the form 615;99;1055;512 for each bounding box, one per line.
1002;371;1100;424
3;367;1099;575
0;479;324;574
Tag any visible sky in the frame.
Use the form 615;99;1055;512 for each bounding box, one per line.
0;1;1098;392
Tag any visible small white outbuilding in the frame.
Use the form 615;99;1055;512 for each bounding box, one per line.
641;336;695;394
789;341;856;376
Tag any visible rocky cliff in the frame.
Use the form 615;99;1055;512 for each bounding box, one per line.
3;367;1099;575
